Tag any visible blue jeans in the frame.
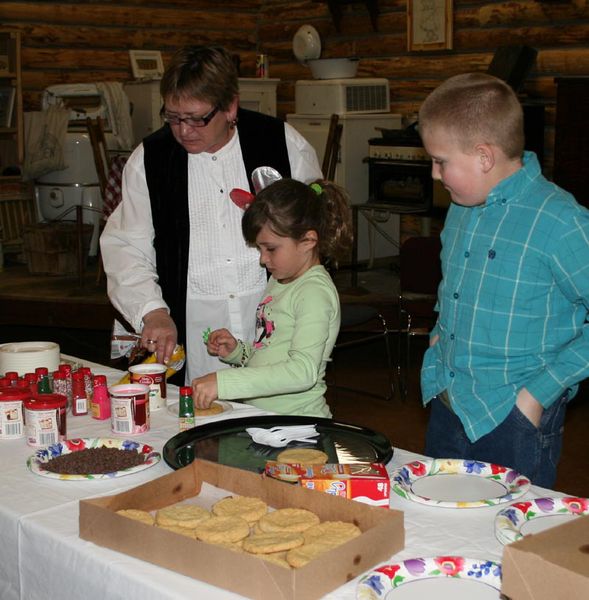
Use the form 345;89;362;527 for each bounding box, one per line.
424;392;569;489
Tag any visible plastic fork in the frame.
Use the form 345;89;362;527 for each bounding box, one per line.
245;425;319;448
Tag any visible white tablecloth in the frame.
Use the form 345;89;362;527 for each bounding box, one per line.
0;356;563;600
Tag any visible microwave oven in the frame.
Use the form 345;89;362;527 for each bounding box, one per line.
295;78;390;115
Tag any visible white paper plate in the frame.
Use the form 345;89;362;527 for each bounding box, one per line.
27;438;161;480
391;458;530;508
166;400;233;420
293;24;321;62
357;556;502;599
494;496;589;545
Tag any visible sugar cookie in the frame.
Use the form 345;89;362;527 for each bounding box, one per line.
258;508;320;533
258;551;291;568
276;448;328;465
194;515;250;544
212;495;268;523
303;521;362;545
155;503;211;529
286;539;339;568
243;531;304;554
194;403;224;417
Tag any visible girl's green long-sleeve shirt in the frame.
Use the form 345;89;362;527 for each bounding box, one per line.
216;265;340;417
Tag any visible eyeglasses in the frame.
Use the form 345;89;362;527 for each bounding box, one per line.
160;105;220;128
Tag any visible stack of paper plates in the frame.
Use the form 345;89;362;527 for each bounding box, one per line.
0;341;61;376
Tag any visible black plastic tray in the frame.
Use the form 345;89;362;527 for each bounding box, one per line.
163;415;393;473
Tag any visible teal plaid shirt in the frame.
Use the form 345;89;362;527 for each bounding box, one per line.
421;152;589;442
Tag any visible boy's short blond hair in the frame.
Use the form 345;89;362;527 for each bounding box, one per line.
418;73;524;159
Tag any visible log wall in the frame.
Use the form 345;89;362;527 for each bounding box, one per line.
2;0;589;173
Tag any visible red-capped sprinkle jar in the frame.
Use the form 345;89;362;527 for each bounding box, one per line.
24;393;67;447
0;387;29;440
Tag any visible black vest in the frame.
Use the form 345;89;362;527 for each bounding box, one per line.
143;108;291;344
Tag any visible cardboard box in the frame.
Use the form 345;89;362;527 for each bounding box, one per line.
80;459;404;600
501;513;589;600
265;462;390;507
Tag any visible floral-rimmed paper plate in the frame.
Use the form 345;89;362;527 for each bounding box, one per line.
357;556;502;599
495;496;589;545
27;437;161;480
391;458;531;508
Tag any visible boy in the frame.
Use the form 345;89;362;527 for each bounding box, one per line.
419;73;589;488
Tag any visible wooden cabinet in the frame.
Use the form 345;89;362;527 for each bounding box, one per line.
553;77;589;208
0;30;23;180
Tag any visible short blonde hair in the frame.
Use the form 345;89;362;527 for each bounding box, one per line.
418;73;524;159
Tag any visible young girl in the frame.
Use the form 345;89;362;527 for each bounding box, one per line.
191;178;353;417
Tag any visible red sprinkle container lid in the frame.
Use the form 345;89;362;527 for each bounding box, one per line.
0;387;31;401
24;393;67;410
0;385;31;402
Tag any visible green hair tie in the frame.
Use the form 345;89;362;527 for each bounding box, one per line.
310;183;323;196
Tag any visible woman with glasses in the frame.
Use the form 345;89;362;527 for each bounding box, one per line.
100;45;322;383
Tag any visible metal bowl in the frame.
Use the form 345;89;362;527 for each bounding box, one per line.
308;57;359;79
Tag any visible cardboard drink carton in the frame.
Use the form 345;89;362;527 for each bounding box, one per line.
265;462;390;506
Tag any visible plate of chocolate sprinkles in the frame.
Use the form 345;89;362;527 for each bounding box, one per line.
27;438;161;480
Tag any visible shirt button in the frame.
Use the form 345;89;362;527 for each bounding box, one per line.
450;334;455;340
226;258;231;263
453;292;459;299
464;251;470;258
229;294;235;299
488;249;496;259
212;156;217;161
449;371;455;378
502;198;507;204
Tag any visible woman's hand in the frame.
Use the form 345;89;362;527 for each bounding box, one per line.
191;373;219;409
141;308;177;365
207;328;237;358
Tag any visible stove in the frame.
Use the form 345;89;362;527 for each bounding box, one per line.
367;127;433;212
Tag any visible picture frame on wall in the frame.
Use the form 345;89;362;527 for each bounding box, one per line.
129;50;164;80
0;85;16;127
407;0;453;52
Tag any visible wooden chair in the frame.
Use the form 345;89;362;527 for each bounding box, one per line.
86;116;110;284
397;235;443;396
324;114;395;401
322;114;343;181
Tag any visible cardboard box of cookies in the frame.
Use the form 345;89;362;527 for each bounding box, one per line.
265;462;390;507
79;459;404;600
501;513;589;600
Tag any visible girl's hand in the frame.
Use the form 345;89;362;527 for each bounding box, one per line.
207;328;237;358
191;373;219;409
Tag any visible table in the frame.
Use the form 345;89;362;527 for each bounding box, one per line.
0;356;565;600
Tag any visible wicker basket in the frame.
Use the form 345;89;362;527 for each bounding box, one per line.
23;222;92;275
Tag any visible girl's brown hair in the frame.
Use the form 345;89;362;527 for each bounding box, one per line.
242;179;353;266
